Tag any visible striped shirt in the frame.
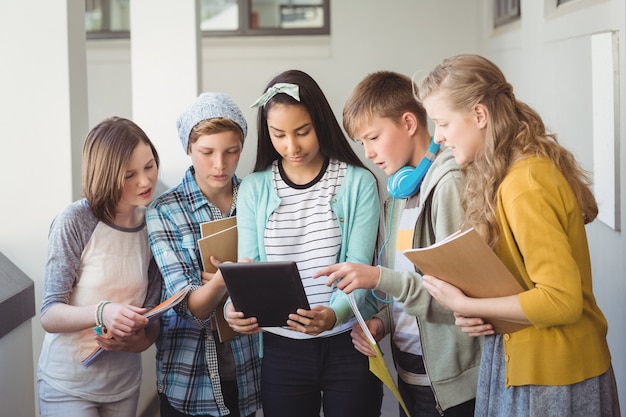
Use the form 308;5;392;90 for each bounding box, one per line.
237;160;381;332
264;159;351;339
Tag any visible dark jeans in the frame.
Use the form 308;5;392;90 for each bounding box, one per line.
261;331;383;417
398;378;475;417
159;381;256;417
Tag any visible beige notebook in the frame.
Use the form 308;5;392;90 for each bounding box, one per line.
198;224;238;273
402;228;529;333
200;216;236;244
198;217;239;342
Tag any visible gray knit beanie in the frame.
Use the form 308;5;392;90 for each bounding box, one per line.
176;92;248;152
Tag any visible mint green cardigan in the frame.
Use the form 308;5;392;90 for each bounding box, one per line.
237;162;380;324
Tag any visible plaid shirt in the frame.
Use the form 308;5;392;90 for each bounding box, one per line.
146;167;261;416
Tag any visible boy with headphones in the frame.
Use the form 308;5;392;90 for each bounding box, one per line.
314;71;481;417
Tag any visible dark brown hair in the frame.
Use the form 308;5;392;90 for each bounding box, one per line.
253;69;368;172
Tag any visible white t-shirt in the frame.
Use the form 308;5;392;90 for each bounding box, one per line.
392;195;430;386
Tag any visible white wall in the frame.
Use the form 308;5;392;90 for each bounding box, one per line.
0;323;36;417
87;0;481;189
1;1;87;414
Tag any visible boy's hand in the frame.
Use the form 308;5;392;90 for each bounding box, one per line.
224;301;261;334
201;256;226;285
350;318;384;357
201;270;214;285
313;262;380;294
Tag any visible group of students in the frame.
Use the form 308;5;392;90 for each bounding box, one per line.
37;54;620;417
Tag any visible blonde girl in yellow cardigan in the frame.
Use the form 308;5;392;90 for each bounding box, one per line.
418;54;620;417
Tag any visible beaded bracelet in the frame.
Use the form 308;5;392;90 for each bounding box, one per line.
94;300;111;336
94;301;102;327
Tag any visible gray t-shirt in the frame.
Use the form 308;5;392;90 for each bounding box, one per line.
38;198;161;402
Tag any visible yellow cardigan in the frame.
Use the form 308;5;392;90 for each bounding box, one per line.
495;157;611;386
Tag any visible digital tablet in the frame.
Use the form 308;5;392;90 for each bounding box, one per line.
219;261;311;327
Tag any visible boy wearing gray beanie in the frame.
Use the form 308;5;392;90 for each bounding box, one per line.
146;92;261;417
176;92;248;153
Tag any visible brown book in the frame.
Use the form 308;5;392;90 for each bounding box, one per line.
198;224;238;273
198;218;239;342
200;217;236;247
402;228;529;333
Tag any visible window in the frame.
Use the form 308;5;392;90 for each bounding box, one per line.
86;0;130;39
86;0;330;39
493;0;520;28
202;0;330;36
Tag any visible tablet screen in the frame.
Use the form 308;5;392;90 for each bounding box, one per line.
219;261;311;327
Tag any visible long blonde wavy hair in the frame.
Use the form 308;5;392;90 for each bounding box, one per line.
417;54;597;247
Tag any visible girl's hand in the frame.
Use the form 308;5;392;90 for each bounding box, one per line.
313;262;380;294
287;306;336;335
421;274;467;312
95;327;151;353
423;275;496;336
224;301;261;335
454;313;495;337
101;303;148;339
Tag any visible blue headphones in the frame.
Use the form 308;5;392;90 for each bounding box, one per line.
387;137;440;199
